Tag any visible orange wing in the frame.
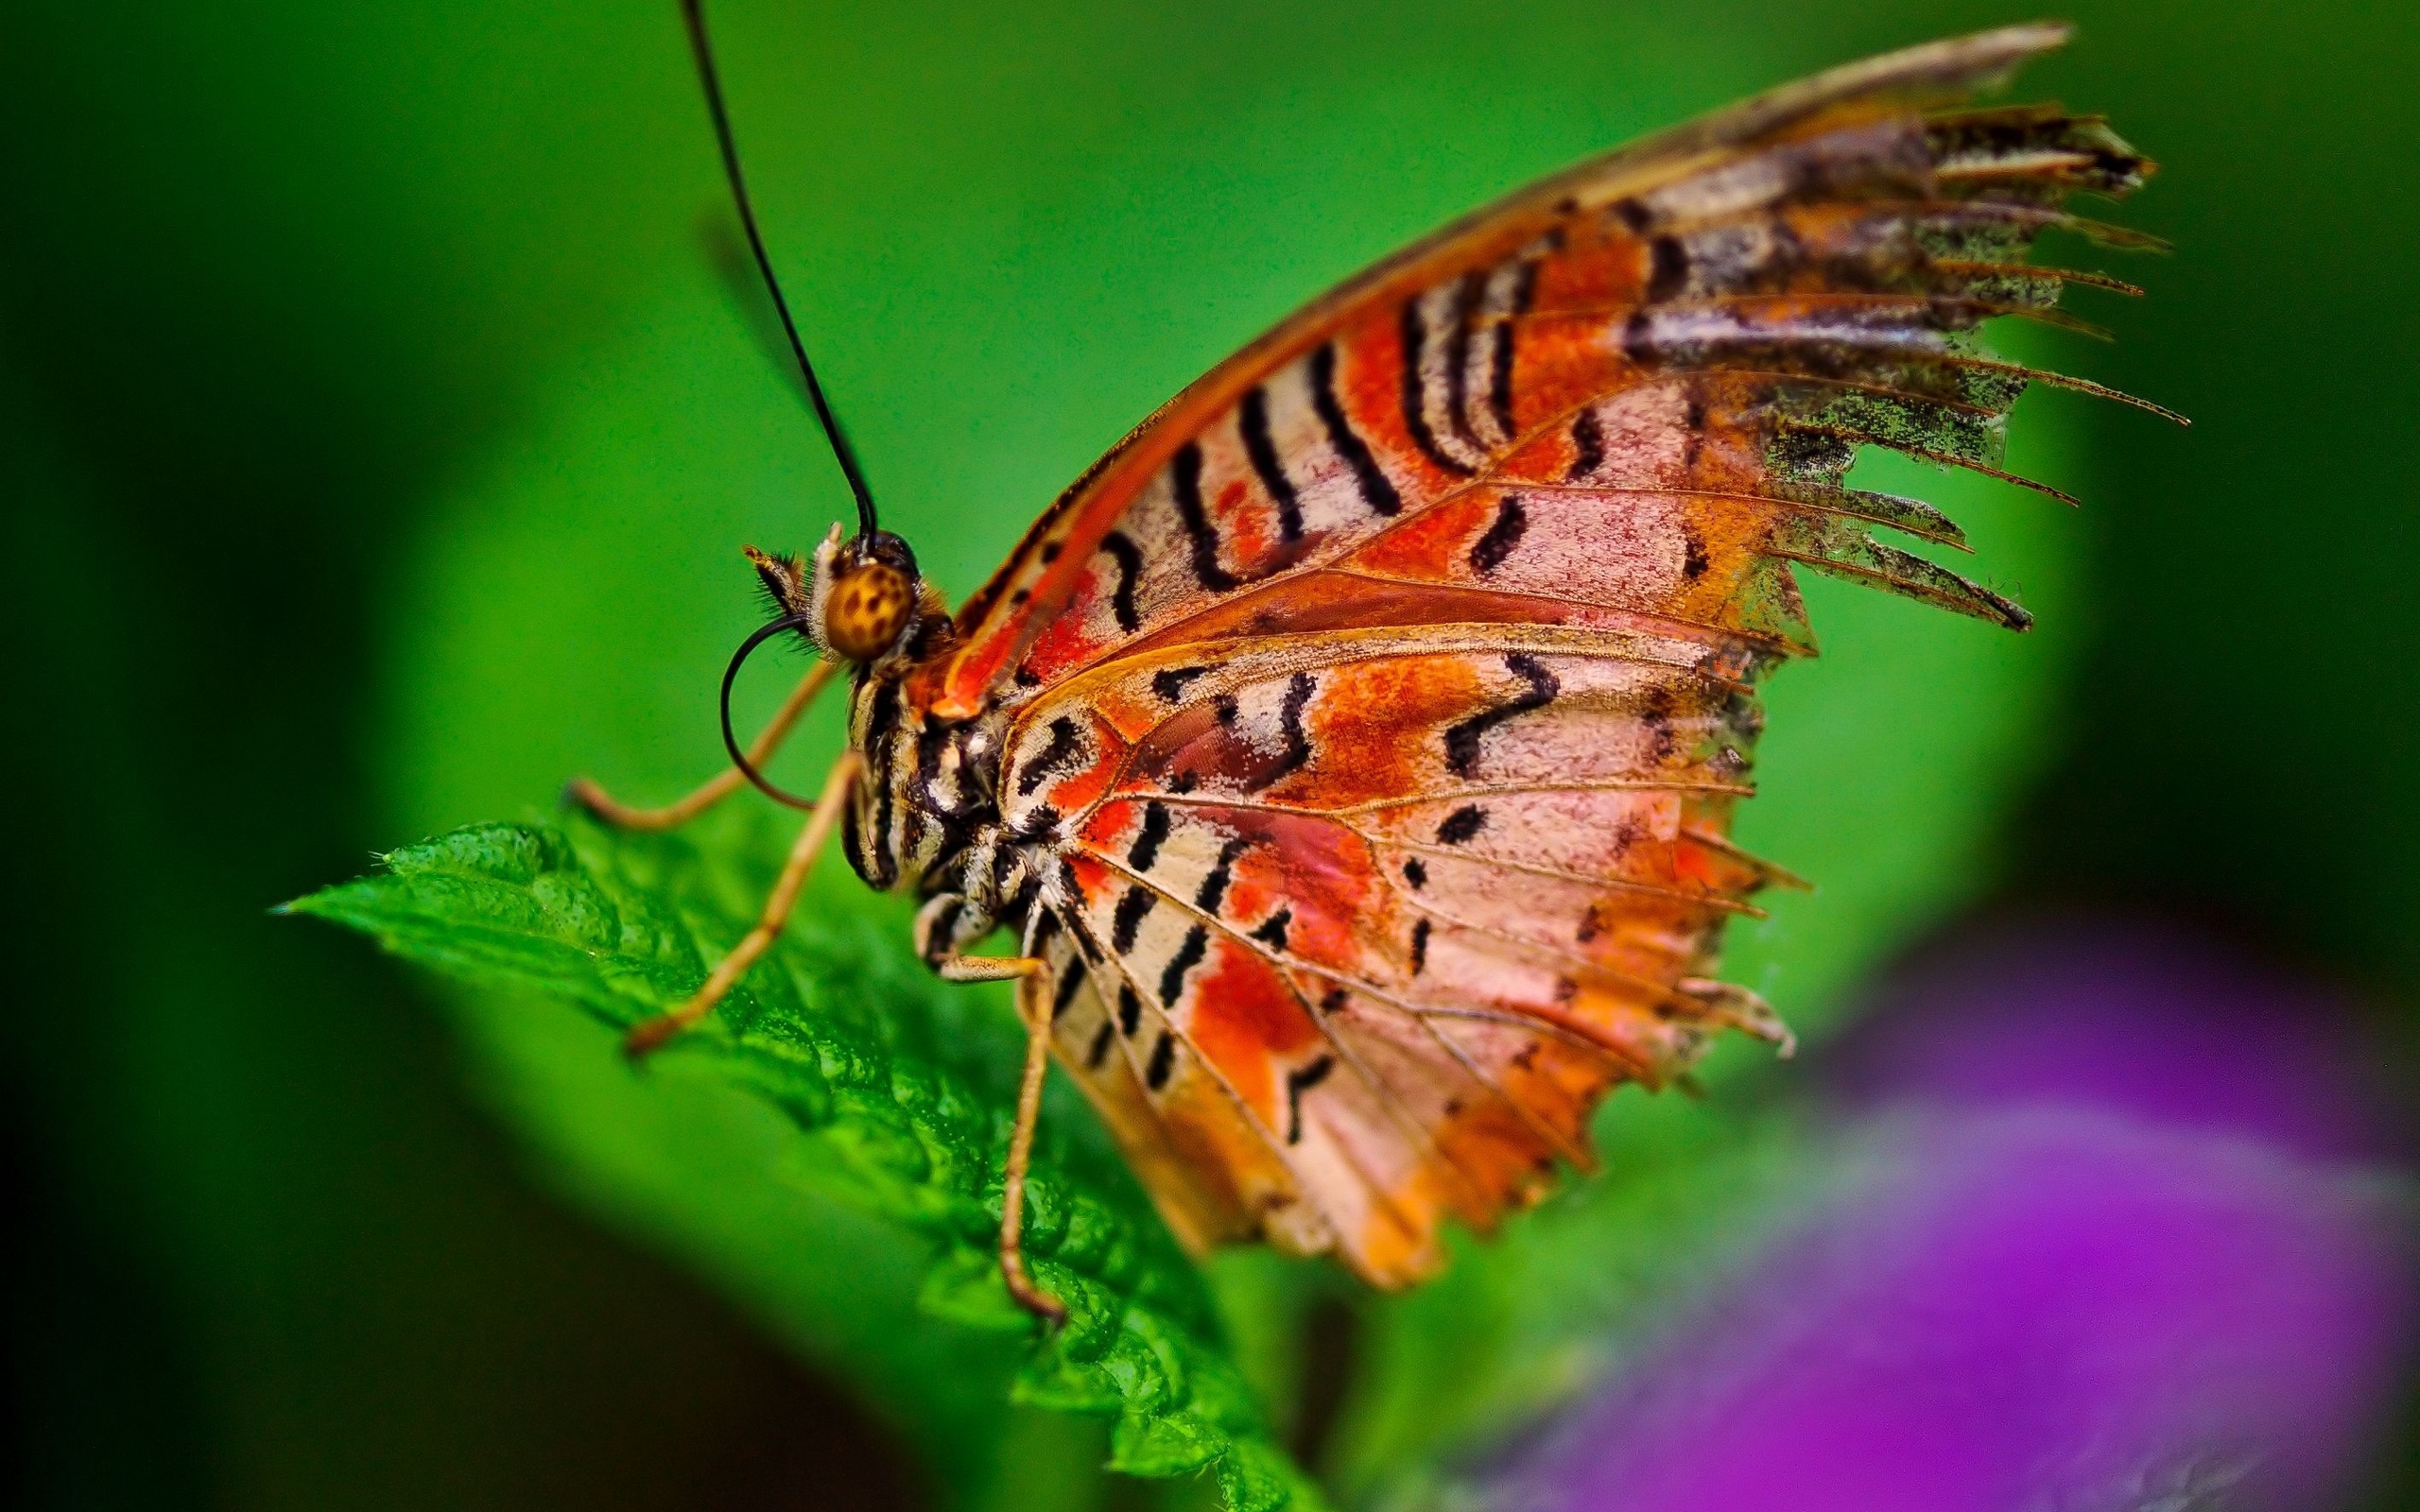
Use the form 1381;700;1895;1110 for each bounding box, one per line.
912;21;2154;724
962;25;2159;1282
1015;628;1788;1281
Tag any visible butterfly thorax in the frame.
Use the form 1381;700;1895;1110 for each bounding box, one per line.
842;662;1051;968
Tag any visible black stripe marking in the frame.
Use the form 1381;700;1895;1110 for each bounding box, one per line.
1100;530;1144;632
1399;295;1477;476
1085;1019;1115;1068
1309;341;1401;516
1146;1032;1176;1091
1273;672;1314;777
1055;855;1086;909
1112;885;1157;953
1622;308;1656;364
1027;907;1061;954
1127;800;1170;871
1489;259;1537;440
1402;857;1426;890
1469;494;1528;575
1485;323;1516;440
856;678;905;887
1567;407;1604;482
1437;805;1488;845
927;805;983;883
1441;273;1483;453
1397;301;1434;465
1250;906;1291;952
1682;523;1710;580
1284;1056;1335;1143
1150;666;1208;704
1159;924;1208;1007
1236;386;1303;543
1169;441;1241;592
1646;233;1689;302
1014;716;1081;798
1196;836;1250;915
1117;984;1142;1036
1443;652;1561;777
840;759;867;880
1319;987;1349;1015
1052;954;1089;1019
1409;918;1431;976
1014;803;1062;842
916;722;953;808
1007;874;1040;931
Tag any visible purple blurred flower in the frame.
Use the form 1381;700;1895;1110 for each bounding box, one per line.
1489;919;2416;1512
1831;920;2405;1165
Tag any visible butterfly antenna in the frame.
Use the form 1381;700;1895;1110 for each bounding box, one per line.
681;0;879;539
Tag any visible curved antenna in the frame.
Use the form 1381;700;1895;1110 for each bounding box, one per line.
720;615;827;809
682;0;880;538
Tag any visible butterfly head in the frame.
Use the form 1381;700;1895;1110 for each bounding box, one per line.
747;523;938;666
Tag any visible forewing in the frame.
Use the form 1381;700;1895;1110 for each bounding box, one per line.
913;22;2152;719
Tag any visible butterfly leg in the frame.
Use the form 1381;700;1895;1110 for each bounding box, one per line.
568;659;839;831
624;749;862;1056
936;953;1069;1325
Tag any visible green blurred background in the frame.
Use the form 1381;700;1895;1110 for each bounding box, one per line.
7;1;2415;1506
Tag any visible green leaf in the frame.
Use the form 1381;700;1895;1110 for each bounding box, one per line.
288;814;1324;1512
358;277;2090;1506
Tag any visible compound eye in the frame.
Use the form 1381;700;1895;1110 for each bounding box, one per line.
824;561;911;661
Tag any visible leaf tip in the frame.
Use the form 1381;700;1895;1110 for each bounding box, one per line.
274;887;333;920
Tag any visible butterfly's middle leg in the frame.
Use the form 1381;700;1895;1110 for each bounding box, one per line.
937;952;1069;1325
624;748;862;1056
569;659;839;831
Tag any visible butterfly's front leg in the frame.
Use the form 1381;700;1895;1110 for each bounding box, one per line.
624;748;862;1056
568;660;839;831
937;951;1068;1325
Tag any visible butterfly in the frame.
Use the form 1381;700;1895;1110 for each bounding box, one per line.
573;9;2169;1322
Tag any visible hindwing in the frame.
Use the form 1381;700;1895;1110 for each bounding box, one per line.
1007;627;1791;1280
